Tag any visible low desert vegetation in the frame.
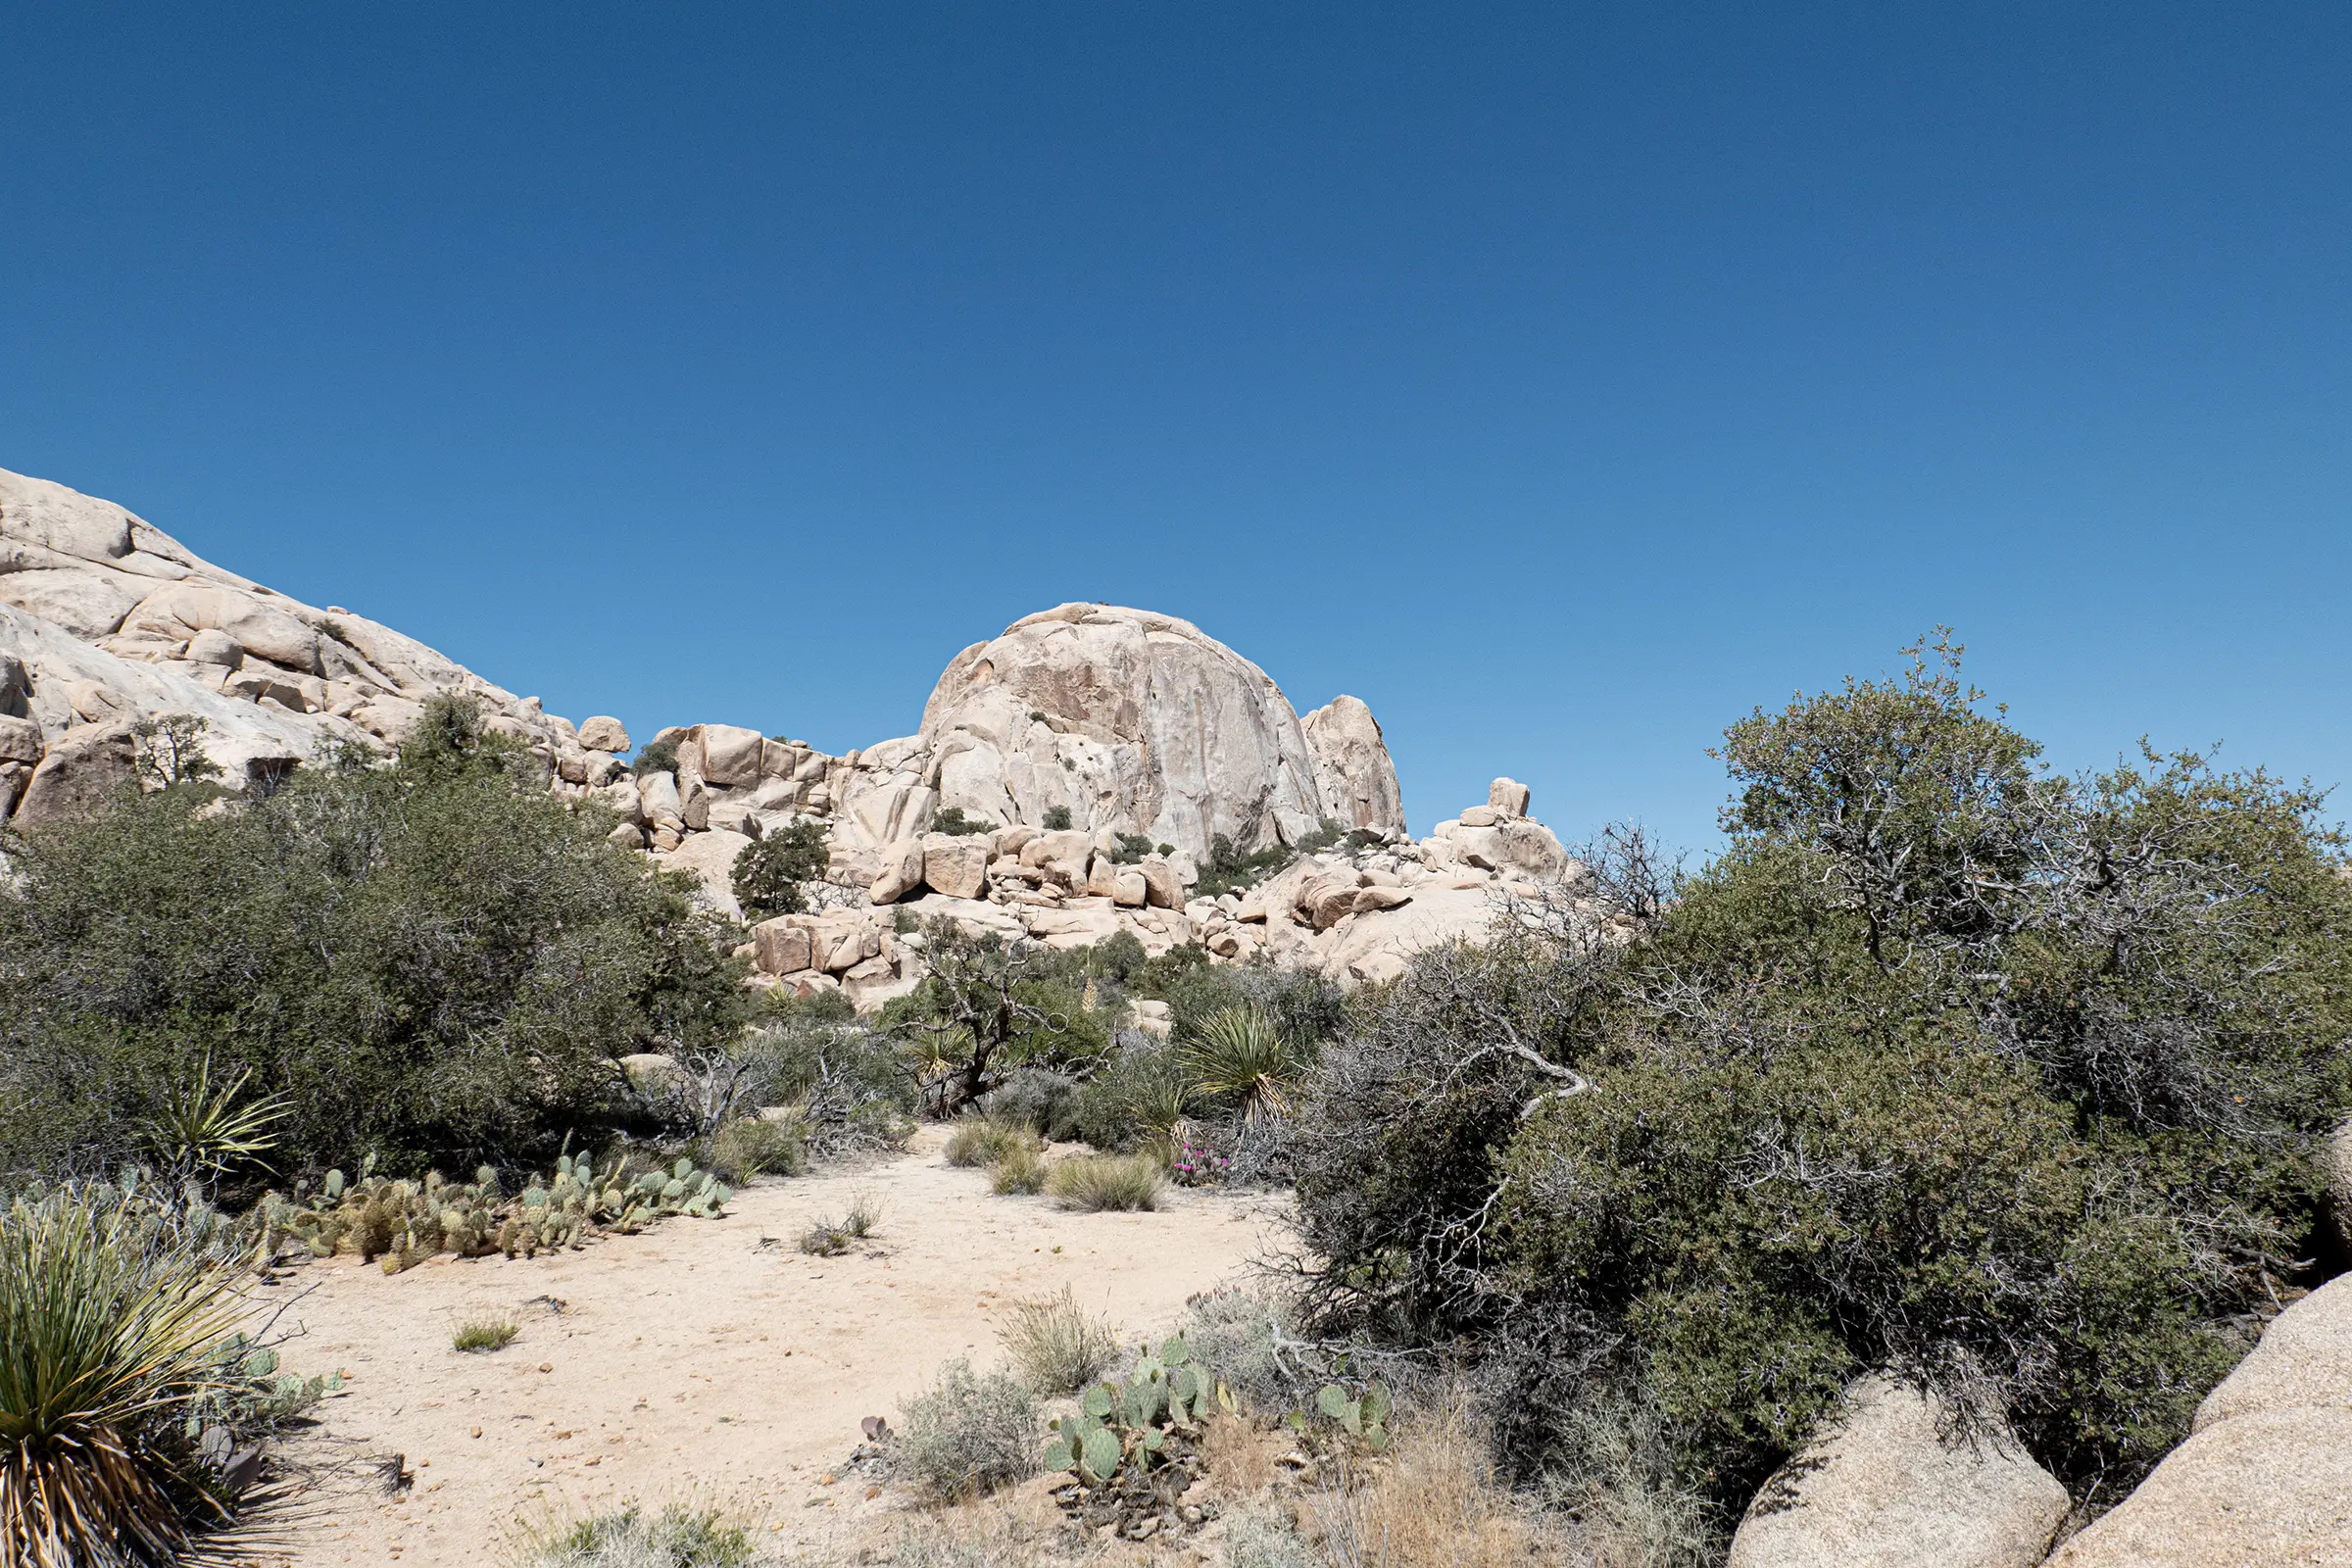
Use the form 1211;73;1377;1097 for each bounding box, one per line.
0;1181;306;1568
454;1317;520;1353
798;1191;883;1256
1043;1152;1162;1211
987;1142;1047;1195
996;1285;1120;1394
894;1358;1042;1499
943;1115;1038;1169
512;1500;758;1568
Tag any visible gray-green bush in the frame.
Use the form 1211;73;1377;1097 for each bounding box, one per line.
1290;635;2352;1519
894;1358;1041;1498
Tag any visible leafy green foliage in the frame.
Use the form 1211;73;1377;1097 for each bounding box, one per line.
129;713;222;790
884;920;1113;1115
628;737;680;779
0;694;749;1178
1291;634;2352;1515
1041;806;1073;831
732;819;829;921
928;806;995;837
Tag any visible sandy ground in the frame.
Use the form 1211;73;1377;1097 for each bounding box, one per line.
249;1129;1289;1566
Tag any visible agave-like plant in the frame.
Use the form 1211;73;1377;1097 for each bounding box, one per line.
138;1057;291;1185
1181;1004;1301;1120
0;1185;250;1566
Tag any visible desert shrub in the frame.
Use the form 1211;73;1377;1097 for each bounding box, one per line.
799;1191;883;1255
996;1284;1120;1393
0;1183;258;1567
1041;806;1073;831
883;920;1115;1115
1045;1152;1162;1211
1060;1039;1192;1152
989;1143;1048;1195
517;1501;757;1568
129;713;222;789
732;820;829;922
628;738;679;779
724;1007;915;1157
0;694;749;1179
981;1067;1082;1141
454;1317;518;1353
928;806;994;837
944;1116;1038;1169
895;1358;1041;1498
1290;635;2352;1516
707;1114;807;1181
1175;1289;1302;1411
1220;1505;1314;1568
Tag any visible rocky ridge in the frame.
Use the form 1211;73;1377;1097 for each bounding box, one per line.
0;469;1585;999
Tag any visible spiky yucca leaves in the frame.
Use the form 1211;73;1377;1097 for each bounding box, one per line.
0;1186;249;1567
138;1057;291;1186
1181;1005;1300;1120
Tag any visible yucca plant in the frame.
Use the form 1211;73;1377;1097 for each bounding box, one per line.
0;1184;250;1566
1181;1005;1301;1120
138;1057;291;1186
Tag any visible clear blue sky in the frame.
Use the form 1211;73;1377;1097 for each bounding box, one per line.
5;5;2347;852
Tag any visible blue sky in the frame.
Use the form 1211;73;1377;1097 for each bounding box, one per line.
4;4;2347;852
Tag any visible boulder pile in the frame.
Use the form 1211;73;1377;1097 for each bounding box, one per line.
2;467;1591;999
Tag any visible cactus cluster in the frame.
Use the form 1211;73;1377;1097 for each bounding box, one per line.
1043;1333;1230;1486
1291;1378;1394;1451
253;1147;729;1274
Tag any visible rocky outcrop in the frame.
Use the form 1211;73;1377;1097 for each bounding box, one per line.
914;604;1329;861
1727;1376;2068;1568
0;466;597;825
2043;1274;2352;1566
1300;695;1405;838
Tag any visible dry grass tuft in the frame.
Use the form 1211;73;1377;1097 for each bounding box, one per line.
454;1317;519;1353
1042;1152;1161;1211
1308;1405;1570;1568
995;1285;1118;1394
945;1118;1038;1170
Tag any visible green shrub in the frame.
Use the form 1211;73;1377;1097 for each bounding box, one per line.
1041;806;1073;831
0;695;748;1178
1289;634;2352;1515
1045;1153;1162;1211
895;1358;1041;1498
0;1184;254;1566
883;920;1114;1116
723;1007;915;1156
453;1317;518;1353
945;1116;1038;1169
517;1501;757;1568
982;1068;1081;1141
989;1143;1047;1195
732;819;829;922
996;1284;1119;1393
929;806;995;837
628;738;679;779
708;1114;807;1181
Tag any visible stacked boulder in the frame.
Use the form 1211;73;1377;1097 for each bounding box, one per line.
0;466;607;824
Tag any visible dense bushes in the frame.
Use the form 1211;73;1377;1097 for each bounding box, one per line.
0;697;750;1179
1291;637;2352;1523
731;819;828;920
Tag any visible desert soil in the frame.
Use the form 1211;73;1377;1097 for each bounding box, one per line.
247;1128;1288;1566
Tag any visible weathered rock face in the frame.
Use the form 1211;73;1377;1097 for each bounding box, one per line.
0;466;589;823
914;604;1330;861
1301;695;1405;838
1726;1375;2069;1568
2042;1272;2352;1566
